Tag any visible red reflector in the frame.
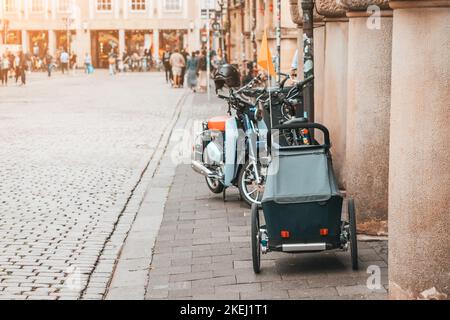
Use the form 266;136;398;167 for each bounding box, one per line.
281;231;290;239
320;228;329;236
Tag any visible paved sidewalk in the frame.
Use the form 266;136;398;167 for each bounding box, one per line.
145;95;389;300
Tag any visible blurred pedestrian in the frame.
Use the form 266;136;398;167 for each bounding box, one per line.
60;49;69;74
169;48;185;88
108;51;116;76
84;53;93;74
70;52;77;74
33;43;40;57
14;52;27;85
44;51;54;77
1;54;10;86
162;45;172;84
197;50;208;93
8;52;15;76
211;48;227;73
186;52;199;93
243;61;257;86
25;52;32;75
180;48;188;87
144;49;152;70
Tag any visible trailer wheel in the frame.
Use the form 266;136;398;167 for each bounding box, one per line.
348;199;359;271
251;203;261;274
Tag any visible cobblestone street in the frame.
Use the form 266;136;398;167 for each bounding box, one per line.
0;72;185;300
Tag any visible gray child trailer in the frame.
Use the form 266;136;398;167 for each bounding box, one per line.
251;122;358;273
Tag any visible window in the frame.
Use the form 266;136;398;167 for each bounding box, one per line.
96;0;112;11
57;0;72;12
30;0;45;12
130;0;146;12
4;0;16;12
163;0;182;12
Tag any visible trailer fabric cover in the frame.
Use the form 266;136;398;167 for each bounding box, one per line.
262;148;340;204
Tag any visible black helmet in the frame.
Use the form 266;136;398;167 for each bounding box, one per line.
214;64;241;90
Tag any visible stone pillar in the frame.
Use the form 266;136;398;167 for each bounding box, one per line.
313;24;325;125
48;30;56;55
153;29;160;60
389;0;450;300
73;28;91;66
316;0;349;188
342;1;392;235
22;30;29;53
118;29;126;55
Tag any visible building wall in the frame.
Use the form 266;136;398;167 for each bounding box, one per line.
227;0;298;73
0;0;203;65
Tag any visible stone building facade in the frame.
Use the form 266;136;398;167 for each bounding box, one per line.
0;0;204;67
227;0;298;72
290;0;449;300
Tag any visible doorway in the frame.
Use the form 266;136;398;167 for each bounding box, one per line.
29;31;49;58
91;30;119;68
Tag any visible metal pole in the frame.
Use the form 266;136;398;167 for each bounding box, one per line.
219;1;225;56
66;19;70;53
251;0;257;63
301;0;315;122
226;0;231;61
240;0;245;65
276;0;281;82
207;4;211;101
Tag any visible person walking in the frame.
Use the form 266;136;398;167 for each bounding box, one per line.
8;52;15;80
1;54;10;86
197;50;208;93
25;52;32;75
242;61;257;86
44;51;54;77
180;48;188;88
70;52;77;74
186;52;199;93
169;48;186;88
162;45;172;84
84;53;93;74
14;52;26;85
211;48;227;73
108;51;116;76
60;49;69;74
33;43;40;58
